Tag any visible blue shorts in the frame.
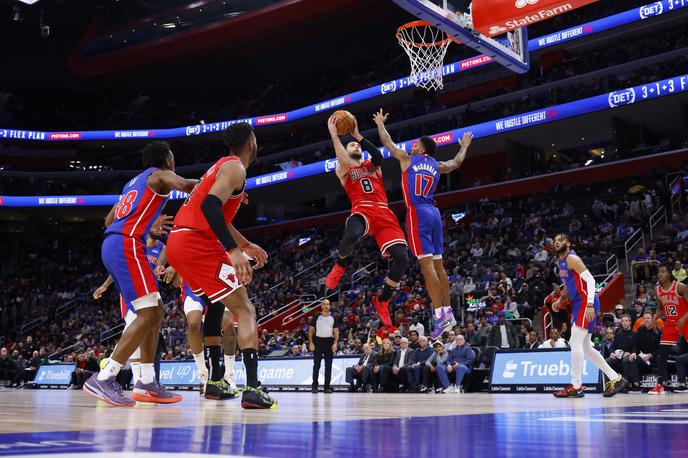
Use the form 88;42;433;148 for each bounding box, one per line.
182;280;207;315
102;234;159;305
406;204;443;259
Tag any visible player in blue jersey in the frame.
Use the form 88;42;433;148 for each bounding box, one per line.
551;233;627;398
84;141;197;407
374;109;472;339
93;235;166;387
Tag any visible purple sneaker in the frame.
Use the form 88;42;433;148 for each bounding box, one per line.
83;372;135;407
132;380;182;404
431;309;451;339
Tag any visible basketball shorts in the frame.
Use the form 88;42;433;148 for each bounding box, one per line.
571;295;600;333
350;204;407;256
166;229;242;304
405;204;443;259
660;320;688;345
181;279;207;316
102;234;160;307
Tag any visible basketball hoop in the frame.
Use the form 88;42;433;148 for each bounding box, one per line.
396;20;454;91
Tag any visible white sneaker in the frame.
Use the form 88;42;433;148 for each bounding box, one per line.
456;385;464;394
447;385;456;393
199;368;209;396
224;377;239;394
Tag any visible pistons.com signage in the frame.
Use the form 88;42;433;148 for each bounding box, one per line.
473;0;600;37
490;349;601;393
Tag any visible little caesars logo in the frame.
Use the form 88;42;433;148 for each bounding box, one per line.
608;88;636;108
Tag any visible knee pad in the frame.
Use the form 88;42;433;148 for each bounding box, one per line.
387;244;409;282
203;299;224;337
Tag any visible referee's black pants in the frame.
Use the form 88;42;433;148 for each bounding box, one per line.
312;336;334;389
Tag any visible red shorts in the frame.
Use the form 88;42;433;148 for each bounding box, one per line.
660;320;688;345
351;203;407;256
166;229;242;303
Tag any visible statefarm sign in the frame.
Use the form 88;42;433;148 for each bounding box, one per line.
473;0;600;37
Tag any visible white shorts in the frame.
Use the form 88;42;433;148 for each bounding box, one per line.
183;295;205;316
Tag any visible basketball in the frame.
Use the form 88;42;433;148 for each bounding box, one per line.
332;110;356;136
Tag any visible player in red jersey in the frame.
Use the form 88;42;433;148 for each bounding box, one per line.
653;264;688;394
324;114;409;327
166;122;276;409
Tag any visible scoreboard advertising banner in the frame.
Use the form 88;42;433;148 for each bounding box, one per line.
33;357;361;388
490;349;602;393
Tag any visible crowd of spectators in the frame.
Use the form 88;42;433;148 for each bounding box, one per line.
3;162;680;393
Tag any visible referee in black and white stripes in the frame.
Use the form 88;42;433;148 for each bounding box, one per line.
309;299;339;393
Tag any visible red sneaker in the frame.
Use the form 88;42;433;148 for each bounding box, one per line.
372;295;392;326
325;263;347;290
648;383;666;395
553;385;585;398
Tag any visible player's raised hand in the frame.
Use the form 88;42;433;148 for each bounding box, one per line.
372;108;389;126
229;248;253;285
93;285;107;300
459;132;473;149
351;116;362;140
243;242;268;269
151;214;174;237
327;114;340;137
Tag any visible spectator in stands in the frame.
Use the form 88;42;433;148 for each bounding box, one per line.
614;304;625;326
540;329;568;349
409;315;425;337
605;315;637;382
1;347;19;387
599;328;616;358
423;341;449;393
444;331;457;352
627;311;661;393
373;339;394;392
524;331;540;349
438;334;475;392
25;350;41;383
634;284;652;306
389;337;414;391
464;322;481;347
408;330;420;350
630;301;644;324
488;313;518;349
7;350;27;388
345;343;377;392
632;247;650;282
673;261;687;282
405;336;432;392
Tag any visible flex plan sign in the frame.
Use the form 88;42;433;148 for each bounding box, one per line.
490;350;601;393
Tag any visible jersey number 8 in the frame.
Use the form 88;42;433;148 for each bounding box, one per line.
115;190;138;219
360;178;374;193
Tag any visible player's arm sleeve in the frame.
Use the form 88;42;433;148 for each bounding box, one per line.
200;195;238;252
579;270;596;304
358;137;384;167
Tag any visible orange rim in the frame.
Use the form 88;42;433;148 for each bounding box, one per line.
396;20;458;47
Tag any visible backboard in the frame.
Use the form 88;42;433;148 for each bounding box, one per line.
392;0;530;74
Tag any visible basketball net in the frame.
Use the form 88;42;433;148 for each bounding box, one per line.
396;21;452;91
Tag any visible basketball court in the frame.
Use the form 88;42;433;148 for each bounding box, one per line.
2;0;688;457
1;390;687;457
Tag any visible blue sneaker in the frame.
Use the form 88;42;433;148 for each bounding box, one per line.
83;372;135;407
431;308;451;339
